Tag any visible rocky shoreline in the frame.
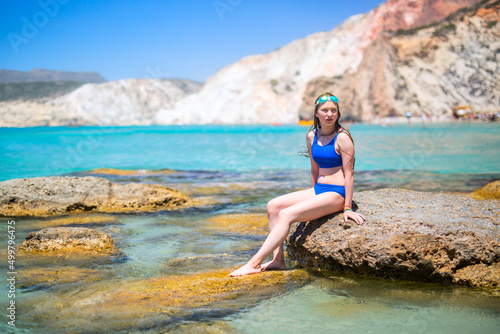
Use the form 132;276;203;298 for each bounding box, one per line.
0;176;191;216
1;176;499;289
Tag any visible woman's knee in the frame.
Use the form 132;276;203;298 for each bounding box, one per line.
267;198;282;216
276;208;297;226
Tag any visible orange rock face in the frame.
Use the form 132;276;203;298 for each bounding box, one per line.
300;0;499;122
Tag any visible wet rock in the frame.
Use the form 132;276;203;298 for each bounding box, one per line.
23;269;310;332
453;263;500;288
30;214;118;230
18;267;104;289
20;227;114;252
206;213;269;236
0;176;190;216
469;180;500;201
17;246;125;269
286;188;500;288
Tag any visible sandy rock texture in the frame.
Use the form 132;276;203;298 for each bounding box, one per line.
0;176;189;216
286;188;499;288
19;227;114;252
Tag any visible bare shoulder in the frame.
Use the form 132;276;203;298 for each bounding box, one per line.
337;130;354;148
306;129;315;143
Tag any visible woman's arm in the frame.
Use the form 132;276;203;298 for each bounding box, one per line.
306;130;319;187
338;133;365;225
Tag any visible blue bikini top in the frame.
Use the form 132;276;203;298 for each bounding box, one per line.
311;129;343;168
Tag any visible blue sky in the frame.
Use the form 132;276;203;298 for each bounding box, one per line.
0;0;383;82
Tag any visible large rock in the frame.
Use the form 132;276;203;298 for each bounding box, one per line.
19;227;114;252
286;188;500;288
0;176;189;216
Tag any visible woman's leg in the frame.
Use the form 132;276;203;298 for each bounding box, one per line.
229;191;344;277
263;188;317;271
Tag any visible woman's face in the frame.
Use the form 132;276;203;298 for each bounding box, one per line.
315;101;338;126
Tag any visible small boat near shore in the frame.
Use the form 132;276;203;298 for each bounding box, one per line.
298;120;314;126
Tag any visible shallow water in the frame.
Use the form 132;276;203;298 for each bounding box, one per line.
227;274;500;334
3;209;500;333
1;123;499;332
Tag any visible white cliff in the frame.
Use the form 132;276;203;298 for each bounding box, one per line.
48;79;202;126
156;0;483;124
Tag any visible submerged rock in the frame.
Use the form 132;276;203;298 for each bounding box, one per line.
206;213;269;236
0;176;190;216
20;227;114;252
286;188;500;288
469;180;500;201
39;214;118;228
23;269;310;332
18;266;104;289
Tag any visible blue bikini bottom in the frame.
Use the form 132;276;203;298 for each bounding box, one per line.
314;182;345;198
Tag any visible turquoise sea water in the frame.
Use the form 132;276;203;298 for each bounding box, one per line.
1;122;500;188
1;122;500;333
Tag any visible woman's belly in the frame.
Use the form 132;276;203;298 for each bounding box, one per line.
317;167;345;185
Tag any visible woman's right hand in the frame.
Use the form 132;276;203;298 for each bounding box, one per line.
344;210;365;226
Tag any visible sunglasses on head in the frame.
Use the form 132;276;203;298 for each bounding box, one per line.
316;95;339;105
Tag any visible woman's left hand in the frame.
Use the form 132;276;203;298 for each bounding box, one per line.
344;210;365;226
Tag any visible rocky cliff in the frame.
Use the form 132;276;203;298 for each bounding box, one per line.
158;0;490;124
1;0;495;126
0;78;202;127
48;78;202;126
301;0;500;121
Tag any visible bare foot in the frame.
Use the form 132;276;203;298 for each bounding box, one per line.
261;259;286;271
229;263;262;277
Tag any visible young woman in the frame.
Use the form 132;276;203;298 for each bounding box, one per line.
229;93;365;277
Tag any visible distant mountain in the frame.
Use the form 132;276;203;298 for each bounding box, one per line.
0;81;87;102
0;69;106;83
0;78;203;127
